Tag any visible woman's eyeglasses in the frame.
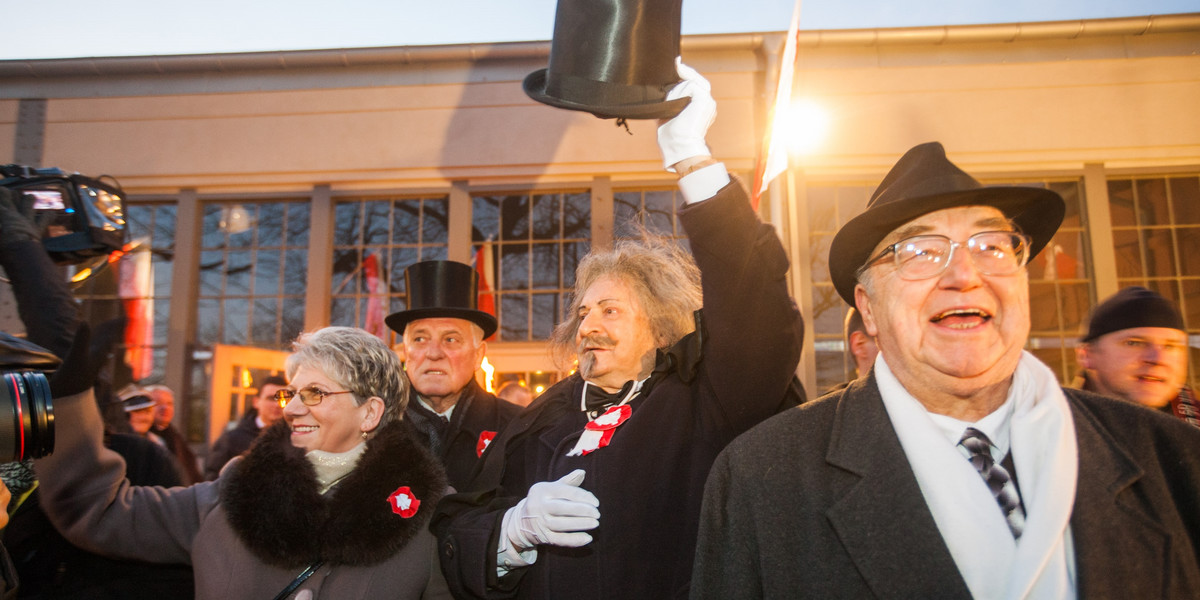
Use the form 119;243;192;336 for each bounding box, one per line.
274;386;353;408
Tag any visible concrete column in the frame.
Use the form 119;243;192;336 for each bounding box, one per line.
304;184;333;331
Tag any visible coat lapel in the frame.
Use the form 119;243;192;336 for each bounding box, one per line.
824;378;973;599
1066;393;1170;598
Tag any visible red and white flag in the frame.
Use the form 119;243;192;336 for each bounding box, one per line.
751;0;803;209
474;240;496;340
116;242;153;381
362;253;385;338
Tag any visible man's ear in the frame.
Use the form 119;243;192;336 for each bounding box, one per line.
854;285;879;338
1074;344;1092;370
849;331;869;361
475;340;488;367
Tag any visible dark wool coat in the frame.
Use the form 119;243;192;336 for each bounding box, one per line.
407;381;523;492
432;180;806;600
34;390;453;600
204;409;262;480
693;375;1200;599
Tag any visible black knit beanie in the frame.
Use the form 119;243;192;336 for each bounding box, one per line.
1081;286;1185;343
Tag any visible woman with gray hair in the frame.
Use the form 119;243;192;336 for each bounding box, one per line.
33;326;450;599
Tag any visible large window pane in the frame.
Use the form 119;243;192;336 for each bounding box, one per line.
474;189;591;342
198;199;310;351
332;196;449;341
1170;177;1200;225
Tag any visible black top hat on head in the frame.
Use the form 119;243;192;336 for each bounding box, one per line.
828;142;1065;306
523;0;690;120
385;261;498;339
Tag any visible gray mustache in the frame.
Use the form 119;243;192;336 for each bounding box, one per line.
578;335;617;353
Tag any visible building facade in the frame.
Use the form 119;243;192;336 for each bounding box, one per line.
2;14;1198;447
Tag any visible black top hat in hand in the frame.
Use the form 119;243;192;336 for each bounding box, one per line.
384;261;498;338
524;0;691;120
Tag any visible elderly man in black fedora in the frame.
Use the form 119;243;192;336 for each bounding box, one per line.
431;62;804;600
692;142;1200;598
385;260;522;492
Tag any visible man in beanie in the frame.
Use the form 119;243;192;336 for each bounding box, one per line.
385;260;522;492
1075;286;1197;428
693;142;1200;598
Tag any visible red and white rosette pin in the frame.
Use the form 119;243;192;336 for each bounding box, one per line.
567;404;632;457
476;430;497;457
387;486;421;518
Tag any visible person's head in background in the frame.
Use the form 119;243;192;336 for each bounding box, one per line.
843;307;879;379
496;381;534;408
1076;286;1189;409
143;384;175;430
120;388;157;436
254;375;289;427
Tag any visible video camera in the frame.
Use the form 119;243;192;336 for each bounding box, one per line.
0;164;126;265
0;333;56;462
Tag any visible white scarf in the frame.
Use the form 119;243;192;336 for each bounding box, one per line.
875;351;1078;599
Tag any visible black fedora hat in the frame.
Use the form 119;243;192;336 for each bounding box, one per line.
385;261;498;338
523;0;691;120
828;142;1065;306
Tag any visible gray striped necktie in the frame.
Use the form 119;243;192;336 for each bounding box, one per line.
959;427;1025;538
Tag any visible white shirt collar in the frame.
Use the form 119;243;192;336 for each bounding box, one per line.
416;395;456;419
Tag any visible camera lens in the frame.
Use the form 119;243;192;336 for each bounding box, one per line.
0;371;55;462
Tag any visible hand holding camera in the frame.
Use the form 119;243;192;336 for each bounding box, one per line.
0;188;39;243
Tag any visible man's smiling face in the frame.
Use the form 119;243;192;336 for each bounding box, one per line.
856;205;1031;401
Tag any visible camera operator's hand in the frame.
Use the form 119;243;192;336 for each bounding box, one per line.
0;187;39;243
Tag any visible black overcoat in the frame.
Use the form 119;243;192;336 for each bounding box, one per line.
432;179;806;599
694;375;1200;599
408;381;523;492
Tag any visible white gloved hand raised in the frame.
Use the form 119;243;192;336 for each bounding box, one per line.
657;58;717;172
502;469;599;551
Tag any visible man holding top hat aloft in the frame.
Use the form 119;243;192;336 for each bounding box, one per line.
386;260;522;493
432;47;805;600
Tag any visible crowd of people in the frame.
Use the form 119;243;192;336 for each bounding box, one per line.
0;61;1197;600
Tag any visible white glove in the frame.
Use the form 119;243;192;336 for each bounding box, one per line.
502;469;599;551
657;58;717;171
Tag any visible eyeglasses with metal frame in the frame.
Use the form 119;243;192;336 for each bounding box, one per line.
858;230;1032;281
274;386;354;408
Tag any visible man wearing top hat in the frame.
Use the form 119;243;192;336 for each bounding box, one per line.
1073;286;1199;428
431;62;804;599
385;260;523;492
692;143;1200;598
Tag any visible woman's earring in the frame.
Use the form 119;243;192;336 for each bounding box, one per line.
361;431;369;440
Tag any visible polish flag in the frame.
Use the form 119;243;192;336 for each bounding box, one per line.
363;254;385;338
751;0;803;209
116;243;153;380
475;241;496;340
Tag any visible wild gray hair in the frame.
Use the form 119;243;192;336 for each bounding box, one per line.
550;236;702;368
285;326;407;425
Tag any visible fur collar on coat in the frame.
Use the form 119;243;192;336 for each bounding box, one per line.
221;418;446;569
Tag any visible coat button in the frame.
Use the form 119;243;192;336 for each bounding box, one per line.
443;541;455;559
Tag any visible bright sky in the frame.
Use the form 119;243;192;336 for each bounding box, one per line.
1;0;1196;60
